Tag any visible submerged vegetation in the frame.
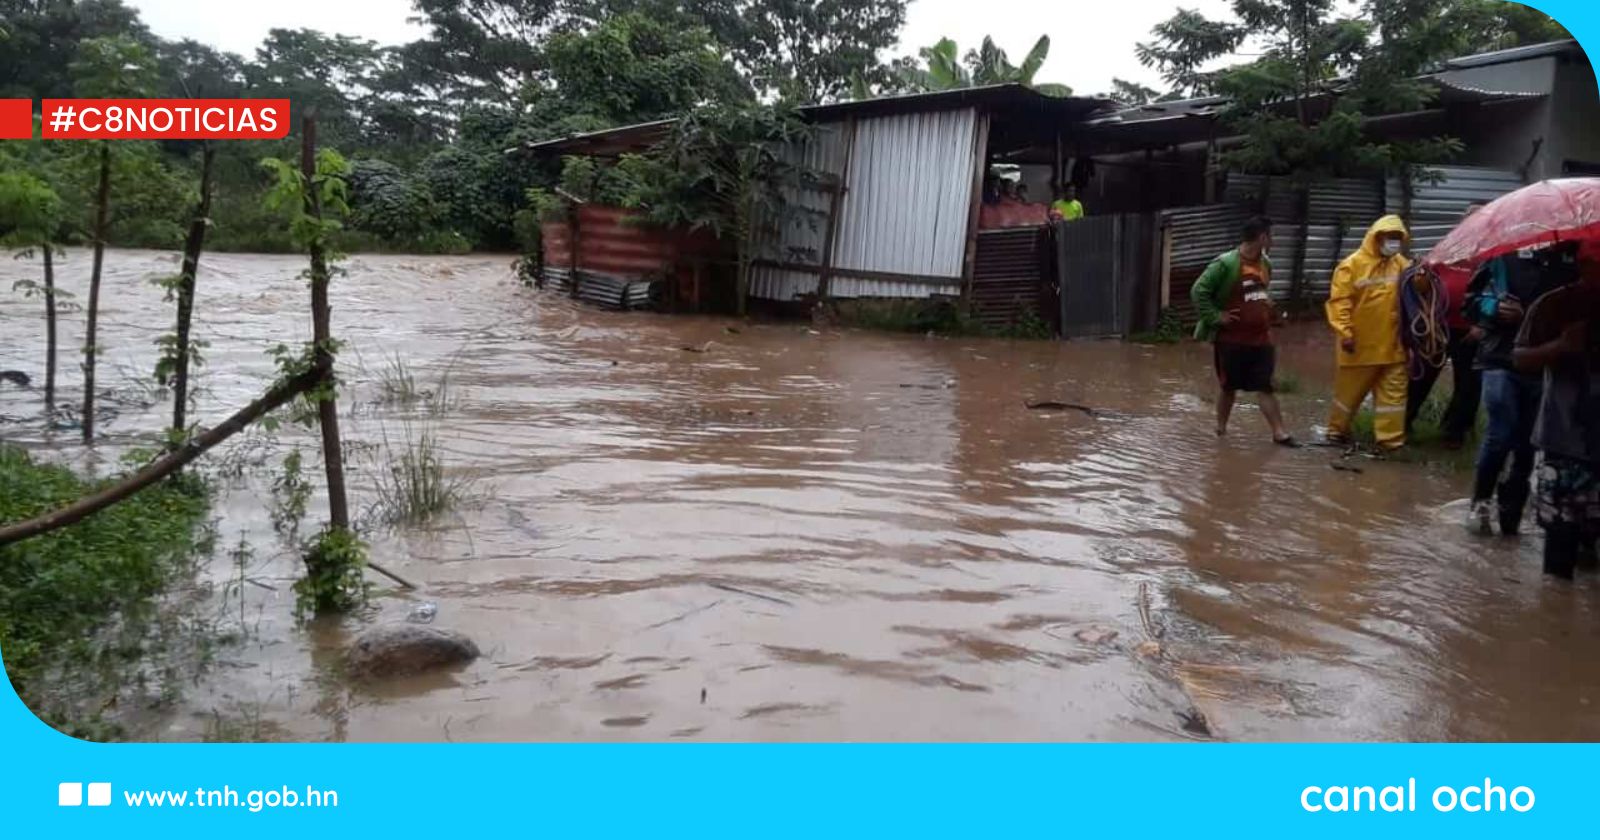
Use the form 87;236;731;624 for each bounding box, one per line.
0;445;209;732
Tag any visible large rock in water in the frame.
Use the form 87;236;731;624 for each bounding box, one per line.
346;623;479;679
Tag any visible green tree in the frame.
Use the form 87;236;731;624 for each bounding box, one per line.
622;102;819;315
71;34;159;444
261;123;367;614
691;0;909;103
1135;1;1462;182
347;159;438;243
541;11;751;125
1106;77;1166;106
0;169;66;408
248;28;383;149
0;0;155;100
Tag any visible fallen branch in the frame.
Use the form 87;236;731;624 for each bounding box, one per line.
1025;400;1099;416
0;367;323;547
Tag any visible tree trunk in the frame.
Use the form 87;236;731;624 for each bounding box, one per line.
42;245;56;409
171;144;215;437
82;142;110;445
0;366;324;547
301;117;350;531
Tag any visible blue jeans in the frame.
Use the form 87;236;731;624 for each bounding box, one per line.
1473;369;1543;519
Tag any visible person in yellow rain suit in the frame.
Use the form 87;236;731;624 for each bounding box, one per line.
1325;215;1415;450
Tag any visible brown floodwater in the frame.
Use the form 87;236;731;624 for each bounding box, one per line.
2;248;1598;742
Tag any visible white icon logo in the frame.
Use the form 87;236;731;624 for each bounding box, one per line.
58;782;111;807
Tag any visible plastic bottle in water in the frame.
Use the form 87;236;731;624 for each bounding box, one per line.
407;601;438;624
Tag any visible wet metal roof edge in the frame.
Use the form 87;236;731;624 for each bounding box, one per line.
516;84;1118;157
1443;39;1585;70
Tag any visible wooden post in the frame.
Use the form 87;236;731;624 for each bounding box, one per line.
1159;223;1173;311
568;205;581;300
1053;131;1063;195
82;143;110;444
42;246;56;408
1142;148;1154;212
301;116;350;531
960;111;992;303
816;118;856;302
1204;132;1218;204
1290;184;1311;307
171;144;214;437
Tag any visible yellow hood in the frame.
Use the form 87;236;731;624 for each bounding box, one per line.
1325;214;1413;367
1358;215;1410;258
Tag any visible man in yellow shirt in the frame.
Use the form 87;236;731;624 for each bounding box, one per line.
1050;185;1085;221
1324;215;1414;450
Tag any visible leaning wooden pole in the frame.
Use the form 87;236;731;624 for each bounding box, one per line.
171;144;215;437
0;367;323;547
300;116;351;531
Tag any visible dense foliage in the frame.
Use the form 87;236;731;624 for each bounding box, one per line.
0;0;1574;252
0;445;209;721
0;0;913;253
1135;0;1572;179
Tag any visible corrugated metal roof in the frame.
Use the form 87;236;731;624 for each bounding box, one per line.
831;108;979;281
1444;39;1584;70
802;84;1114;122
520;84;1113;157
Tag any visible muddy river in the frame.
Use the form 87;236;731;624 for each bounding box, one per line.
2;249;1597;742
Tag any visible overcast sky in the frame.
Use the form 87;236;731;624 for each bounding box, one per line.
126;0;1240;95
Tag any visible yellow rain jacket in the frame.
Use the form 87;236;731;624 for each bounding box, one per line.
1325;215;1412;367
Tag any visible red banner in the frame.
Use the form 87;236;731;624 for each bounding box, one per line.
0;99;32;140
39;99;290;140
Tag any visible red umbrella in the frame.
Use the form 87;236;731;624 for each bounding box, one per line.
1424;177;1600;269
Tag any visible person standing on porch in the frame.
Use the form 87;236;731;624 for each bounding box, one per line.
1191;215;1296;446
1324;215;1414;451
1050;184;1085;222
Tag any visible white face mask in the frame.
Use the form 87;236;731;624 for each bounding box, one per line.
1380;240;1403;257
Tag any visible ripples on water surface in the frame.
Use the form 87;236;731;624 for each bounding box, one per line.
2;249;1597;742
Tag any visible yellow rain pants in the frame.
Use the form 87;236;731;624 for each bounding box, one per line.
1328;364;1410;449
1325;215;1414;450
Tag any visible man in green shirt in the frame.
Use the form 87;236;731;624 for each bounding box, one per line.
1051;185;1085;221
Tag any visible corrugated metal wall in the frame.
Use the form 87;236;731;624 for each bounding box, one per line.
1388;165;1525;257
1058;214;1158;337
832;108;977;284
970;227;1050;331
751;122;850;299
538;205;722;310
1224;174;1386;224
751;107;981;302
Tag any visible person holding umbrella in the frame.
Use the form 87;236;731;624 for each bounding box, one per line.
1324;215;1415;451
1513;238;1600;579
1423;177;1600;538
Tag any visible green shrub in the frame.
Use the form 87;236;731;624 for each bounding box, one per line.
0;445;209;713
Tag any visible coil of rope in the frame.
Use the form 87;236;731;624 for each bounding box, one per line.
1400;263;1450;382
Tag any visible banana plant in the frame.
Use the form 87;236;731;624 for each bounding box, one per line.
861;35;1072;98
920;38;971;90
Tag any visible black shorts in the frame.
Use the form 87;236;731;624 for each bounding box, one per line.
1214;343;1276;393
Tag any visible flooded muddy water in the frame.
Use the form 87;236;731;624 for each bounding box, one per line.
3;249;1598;742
